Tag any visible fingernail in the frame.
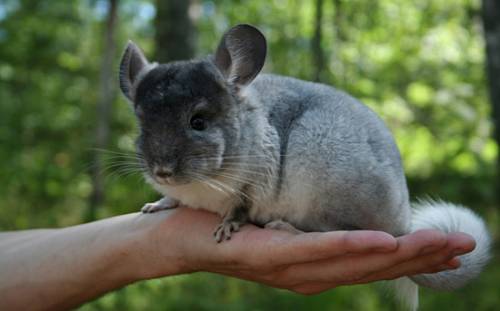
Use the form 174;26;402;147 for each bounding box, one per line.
437;264;456;271
436;261;459;271
446;257;461;269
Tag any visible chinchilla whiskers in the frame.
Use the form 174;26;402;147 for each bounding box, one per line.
192;171;257;205
101;158;147;182
192;164;272;178
213;179;257;206
188;172;225;192
219;170;269;183
198;162;276;172
98;152;146;173
113;167;146;179
103;158;144;166
221;167;273;178
221;165;272;176
188;157;282;171
220;161;278;169
222;155;288;159
104;161;146;173
189;173;233;198
184;154;290;161
91;148;145;160
101;166;145;179
222;172;270;184
187;159;276;172
229;155;290;160
209;179;239;197
197;169;266;191
188;163;275;185
102;161;145;174
105;166;147;183
208;175;259;205
99;156;145;171
222;166;316;190
100;155;141;163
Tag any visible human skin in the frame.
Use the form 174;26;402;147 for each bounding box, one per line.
0;207;475;311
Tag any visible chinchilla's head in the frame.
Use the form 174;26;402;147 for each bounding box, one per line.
119;24;266;186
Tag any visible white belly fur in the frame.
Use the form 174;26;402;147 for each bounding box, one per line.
152;178;238;217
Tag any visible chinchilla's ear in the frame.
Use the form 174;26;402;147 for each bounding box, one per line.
214;24;267;87
119;41;155;101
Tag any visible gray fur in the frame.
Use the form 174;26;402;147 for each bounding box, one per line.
119;41;157;101
119;24;491;308
245;74;411;235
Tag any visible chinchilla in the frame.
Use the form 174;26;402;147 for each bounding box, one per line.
118;24;491;310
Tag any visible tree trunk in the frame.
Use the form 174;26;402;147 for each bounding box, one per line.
312;0;325;82
482;0;500;203
88;0;118;221
333;0;346;41
332;0;347;85
154;0;195;63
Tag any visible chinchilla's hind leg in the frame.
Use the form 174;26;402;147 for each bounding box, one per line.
265;220;304;234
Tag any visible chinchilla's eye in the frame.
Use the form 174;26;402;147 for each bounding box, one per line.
190;116;206;131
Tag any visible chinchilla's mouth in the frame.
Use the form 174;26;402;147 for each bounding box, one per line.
153;176;173;185
148;173;192;187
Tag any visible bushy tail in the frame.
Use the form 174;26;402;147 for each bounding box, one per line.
395;200;491;310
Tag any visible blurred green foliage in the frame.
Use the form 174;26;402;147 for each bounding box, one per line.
0;0;498;310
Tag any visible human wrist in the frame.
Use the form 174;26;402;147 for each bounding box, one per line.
136;207;235;279
126;209;199;280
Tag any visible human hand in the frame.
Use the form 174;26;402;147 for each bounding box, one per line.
138;207;475;295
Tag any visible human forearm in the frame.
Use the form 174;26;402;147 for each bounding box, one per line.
0;229;56;249
0;213;163;310
0;207;475;310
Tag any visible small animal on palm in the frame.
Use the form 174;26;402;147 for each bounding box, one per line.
118;24;491;310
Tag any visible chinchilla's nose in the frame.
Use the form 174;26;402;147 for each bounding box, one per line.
154;166;174;179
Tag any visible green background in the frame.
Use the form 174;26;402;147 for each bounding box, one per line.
0;0;497;310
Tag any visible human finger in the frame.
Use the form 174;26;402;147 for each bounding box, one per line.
358;232;475;283
225;228;398;268
268;229;448;285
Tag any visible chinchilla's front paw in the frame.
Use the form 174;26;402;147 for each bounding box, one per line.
141;197;179;213
213;220;241;243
